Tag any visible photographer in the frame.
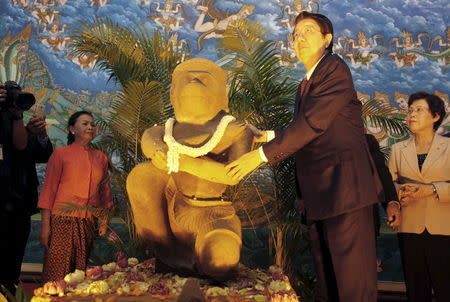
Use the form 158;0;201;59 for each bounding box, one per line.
0;82;53;295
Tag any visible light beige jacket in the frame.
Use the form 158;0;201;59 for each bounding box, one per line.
388;134;450;235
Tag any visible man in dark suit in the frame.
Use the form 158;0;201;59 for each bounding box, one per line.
227;12;386;301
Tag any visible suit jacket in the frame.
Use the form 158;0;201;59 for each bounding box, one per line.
388;134;450;235
366;134;398;205
366;134;398;236
263;53;383;220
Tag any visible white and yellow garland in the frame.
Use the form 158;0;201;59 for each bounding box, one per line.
163;115;236;174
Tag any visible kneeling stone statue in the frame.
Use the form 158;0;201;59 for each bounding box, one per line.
126;58;253;280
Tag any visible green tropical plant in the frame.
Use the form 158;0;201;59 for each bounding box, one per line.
362;98;410;158
0;284;30;302
69;17;189;258
362;98;409;137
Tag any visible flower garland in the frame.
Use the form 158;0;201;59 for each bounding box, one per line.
163;115;236;173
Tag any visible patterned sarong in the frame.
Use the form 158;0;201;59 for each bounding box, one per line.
42;215;95;282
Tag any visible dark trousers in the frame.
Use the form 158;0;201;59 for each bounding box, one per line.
309;205;378;302
0;212;31;295
398;230;450;302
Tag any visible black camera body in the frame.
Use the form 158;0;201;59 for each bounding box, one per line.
0;81;36;111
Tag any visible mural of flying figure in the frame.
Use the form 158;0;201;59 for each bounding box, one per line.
277;0;320;31
194;0;254;50
146;0;191;31
415;28;450;67
38;20;69;51
29;0;60;26
388;30;430;69
275;33;298;67
12;0;31;8
90;0;111;8
344;32;385;68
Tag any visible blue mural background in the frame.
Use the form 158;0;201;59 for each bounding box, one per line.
1;0;449;147
1;0;449;283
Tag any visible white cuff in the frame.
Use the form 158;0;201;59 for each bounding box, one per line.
258;146;268;162
266;130;275;142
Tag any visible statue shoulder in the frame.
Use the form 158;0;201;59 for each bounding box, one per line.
142;125;165;141
227;120;252;137
141;125;166;159
222;120;253;146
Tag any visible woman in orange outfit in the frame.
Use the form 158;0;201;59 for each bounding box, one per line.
38;111;113;282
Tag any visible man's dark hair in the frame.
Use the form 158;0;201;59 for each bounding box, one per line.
67;110;94;145
408;91;446;131
293;12;334;52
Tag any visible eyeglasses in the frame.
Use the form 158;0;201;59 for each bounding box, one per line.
293;26;324;39
407;107;430;115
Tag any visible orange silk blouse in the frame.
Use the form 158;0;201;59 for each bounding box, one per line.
38;143;113;218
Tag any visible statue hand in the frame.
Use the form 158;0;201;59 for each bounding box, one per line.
246;124;267;143
225;149;264;181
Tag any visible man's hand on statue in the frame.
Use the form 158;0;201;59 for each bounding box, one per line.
152;151;168;171
225;149;264;181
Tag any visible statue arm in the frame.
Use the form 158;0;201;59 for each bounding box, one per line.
178;155;239;185
178;125;253;185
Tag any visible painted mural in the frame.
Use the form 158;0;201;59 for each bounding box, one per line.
1;0;449;148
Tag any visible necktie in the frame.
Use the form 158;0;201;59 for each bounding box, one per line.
300;78;308;96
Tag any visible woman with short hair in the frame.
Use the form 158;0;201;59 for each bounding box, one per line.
388;92;450;302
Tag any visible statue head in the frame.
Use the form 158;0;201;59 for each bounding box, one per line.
170;58;228;124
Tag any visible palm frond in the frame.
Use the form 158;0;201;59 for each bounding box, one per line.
218;19;269;55
362;98;410;136
70;17;147;86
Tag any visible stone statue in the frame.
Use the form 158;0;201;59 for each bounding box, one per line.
126;58;253;280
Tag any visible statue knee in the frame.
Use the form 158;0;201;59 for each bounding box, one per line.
197;230;241;279
127;162;166;191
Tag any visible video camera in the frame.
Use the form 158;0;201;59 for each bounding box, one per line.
0;81;35;111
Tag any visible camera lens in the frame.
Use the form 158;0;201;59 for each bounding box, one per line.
15;92;36;111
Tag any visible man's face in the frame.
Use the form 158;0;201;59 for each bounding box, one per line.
171;67;227;124
293;18;332;65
